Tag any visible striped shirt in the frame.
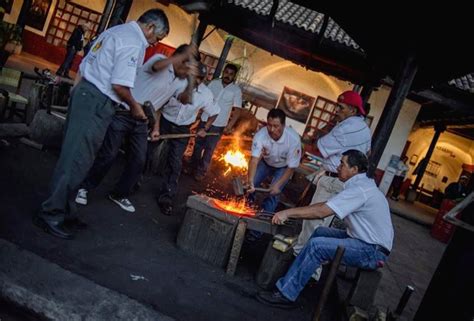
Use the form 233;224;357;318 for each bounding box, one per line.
317;116;371;173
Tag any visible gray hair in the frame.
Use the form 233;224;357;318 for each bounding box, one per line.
138;9;169;38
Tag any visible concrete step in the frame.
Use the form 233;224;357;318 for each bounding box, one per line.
0;239;174;321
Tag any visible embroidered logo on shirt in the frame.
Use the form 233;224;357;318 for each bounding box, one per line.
91;41;102;52
128;56;138;67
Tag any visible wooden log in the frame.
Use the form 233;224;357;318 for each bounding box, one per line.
256;241;294;289
29;110;65;148
226;220;247;276
177;207;237;268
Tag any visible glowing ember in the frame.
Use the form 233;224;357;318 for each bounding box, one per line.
213;198;256;216
219;149;248;176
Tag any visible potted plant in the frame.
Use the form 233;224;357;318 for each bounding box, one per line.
0;19;23;66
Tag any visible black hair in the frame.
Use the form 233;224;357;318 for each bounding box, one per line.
342;149;368;173
223;63;239;74
173;44;200;61
268;108;286;125
138;9;169;36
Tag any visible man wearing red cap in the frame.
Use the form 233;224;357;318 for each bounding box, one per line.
294;90;371;255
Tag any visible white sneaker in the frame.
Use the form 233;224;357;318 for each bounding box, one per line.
108;194;135;213
75;189;88;205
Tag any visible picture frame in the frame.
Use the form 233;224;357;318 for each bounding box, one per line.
25;0;56;36
276;86;315;123
0;0;14;14
409;154;418;165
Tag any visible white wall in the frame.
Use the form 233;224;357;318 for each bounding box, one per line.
124;4;422;166
405;128;474;192
368;86;421;170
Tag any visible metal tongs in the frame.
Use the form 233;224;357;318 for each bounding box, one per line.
255;211;296;226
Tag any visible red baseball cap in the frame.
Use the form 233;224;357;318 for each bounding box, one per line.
337;91;366;116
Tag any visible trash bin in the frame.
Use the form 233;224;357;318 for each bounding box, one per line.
430;199;456;243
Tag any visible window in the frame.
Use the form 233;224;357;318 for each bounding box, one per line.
302;96;337;144
46;2;101;48
425;160;441;178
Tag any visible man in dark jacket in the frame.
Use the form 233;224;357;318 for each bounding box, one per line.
56;22;91;78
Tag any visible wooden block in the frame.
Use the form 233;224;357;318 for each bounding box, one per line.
256;241;295;290
177;208;237;267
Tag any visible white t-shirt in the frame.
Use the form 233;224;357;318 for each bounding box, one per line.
130;54;188;110
326;173;394;251
161;83;218;126
251;126;302;168
317;116;371;173
80;21;148;103
201;79;242;127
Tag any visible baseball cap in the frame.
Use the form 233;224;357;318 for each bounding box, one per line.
337;90;366;116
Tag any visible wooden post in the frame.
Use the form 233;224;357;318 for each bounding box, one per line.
312;246;345;321
411;123;446;191
108;0;133;28
368;55;417;177
226;220;247;276
97;0;115;34
212;36;234;79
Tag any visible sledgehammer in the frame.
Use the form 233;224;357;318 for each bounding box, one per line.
231;177;270;196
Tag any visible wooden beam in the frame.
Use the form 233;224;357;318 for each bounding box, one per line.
369;55;417;176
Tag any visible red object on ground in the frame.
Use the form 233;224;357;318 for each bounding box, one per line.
430;199;457;243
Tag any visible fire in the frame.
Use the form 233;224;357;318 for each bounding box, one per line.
219;149;248;176
213;198;256;216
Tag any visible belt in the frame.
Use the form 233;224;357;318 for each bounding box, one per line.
375;244;390;256
326;171;338;178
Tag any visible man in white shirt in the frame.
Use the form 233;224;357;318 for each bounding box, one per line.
257;150;394;309
74;44;194;213
247;109;302;215
156;63;219;215
35;9;170;239
294;90;371;254
188;63;242;181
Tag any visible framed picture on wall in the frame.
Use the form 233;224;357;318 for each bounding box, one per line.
410;154;418;165
276;86;316;123
25;0;55;34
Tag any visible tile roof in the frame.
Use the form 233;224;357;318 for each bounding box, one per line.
448;73;474;93
229;0;361;50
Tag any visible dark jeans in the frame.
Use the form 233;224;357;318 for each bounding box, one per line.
82;114;148;198
40;80;116;223
156;117;190;204
247;160;290;213
391;175;404;198
57;46;77;76
190;121;224;175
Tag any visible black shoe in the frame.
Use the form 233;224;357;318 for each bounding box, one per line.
156;196;173;216
64;217;88;230
256;290;296;309
33;215;74;240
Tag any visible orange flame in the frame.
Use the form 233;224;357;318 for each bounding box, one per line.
213;198;256;216
219;149;248;176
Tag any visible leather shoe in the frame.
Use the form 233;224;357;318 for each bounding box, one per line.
156;196;173;216
33;215;74;240
256;290;296;309
64;217;88;230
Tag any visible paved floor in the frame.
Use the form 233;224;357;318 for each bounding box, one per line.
0;141;447;321
1;52;449;320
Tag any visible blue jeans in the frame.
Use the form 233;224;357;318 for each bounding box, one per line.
82;114;148;197
276;227;388;301
190;121;224;176
247;160;290;213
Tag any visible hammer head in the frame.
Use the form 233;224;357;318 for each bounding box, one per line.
231;177;244;196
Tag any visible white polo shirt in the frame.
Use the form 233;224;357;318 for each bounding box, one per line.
130;54;188;111
251;126;302;168
161;83;218;126
317;116;371;173
80;21;148;103
201;79;242;127
326;173;394;251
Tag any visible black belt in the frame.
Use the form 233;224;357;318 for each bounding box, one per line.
375;244;390;256
326;171;338;178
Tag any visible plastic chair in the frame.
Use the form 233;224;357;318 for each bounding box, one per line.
0;67;29;123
